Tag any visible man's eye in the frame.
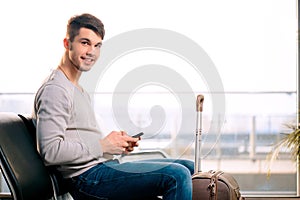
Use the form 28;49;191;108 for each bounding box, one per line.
81;41;89;45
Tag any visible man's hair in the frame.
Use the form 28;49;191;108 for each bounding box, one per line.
66;13;105;41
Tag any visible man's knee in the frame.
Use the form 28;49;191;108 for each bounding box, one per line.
165;163;192;183
162;163;193;198
174;159;194;175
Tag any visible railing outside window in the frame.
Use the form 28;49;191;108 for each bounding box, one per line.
0;91;297;197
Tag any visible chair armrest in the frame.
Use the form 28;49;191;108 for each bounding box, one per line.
120;150;169;163
127;150;169;158
0;192;12;200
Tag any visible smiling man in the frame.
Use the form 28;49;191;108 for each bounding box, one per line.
32;13;194;200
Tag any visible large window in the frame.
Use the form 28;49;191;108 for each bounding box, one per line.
0;0;297;197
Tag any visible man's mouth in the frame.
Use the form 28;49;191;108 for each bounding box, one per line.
82;57;94;65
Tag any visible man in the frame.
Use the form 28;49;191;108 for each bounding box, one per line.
33;13;194;200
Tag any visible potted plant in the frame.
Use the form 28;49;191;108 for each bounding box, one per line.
267;120;299;177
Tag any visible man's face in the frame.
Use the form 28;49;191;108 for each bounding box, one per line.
68;27;102;72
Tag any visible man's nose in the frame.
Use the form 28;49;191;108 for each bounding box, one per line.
86;46;97;55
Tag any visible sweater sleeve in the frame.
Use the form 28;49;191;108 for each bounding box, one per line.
35;84;104;166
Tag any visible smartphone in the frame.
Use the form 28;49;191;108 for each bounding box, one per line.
132;132;144;138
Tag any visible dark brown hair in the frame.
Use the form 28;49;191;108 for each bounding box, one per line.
66;13;105;42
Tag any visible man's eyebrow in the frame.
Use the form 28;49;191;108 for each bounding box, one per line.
80;38;102;46
79;38;91;42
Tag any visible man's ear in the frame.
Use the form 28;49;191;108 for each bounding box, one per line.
63;38;70;49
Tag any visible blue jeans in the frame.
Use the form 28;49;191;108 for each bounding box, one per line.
68;159;194;200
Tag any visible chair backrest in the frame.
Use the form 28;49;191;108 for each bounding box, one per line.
0;112;54;200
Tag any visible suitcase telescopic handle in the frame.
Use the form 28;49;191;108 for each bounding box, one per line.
195;94;204;173
196;95;204;112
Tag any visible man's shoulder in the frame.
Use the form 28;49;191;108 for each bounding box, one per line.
43;70;73;90
37;70;74;97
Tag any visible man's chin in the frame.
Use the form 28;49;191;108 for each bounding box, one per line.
78;65;93;72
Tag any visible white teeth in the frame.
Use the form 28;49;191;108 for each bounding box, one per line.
84;58;94;66
85;58;93;62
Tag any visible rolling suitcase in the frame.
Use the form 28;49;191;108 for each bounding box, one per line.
192;95;244;200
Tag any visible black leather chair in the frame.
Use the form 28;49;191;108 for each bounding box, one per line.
0;112;166;200
0;112;58;200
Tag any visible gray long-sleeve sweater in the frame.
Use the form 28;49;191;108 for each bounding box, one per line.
32;69;111;178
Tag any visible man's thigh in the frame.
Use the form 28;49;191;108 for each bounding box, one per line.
72;160;186;199
133;158;194;174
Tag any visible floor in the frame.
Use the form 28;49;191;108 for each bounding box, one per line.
245;198;300;200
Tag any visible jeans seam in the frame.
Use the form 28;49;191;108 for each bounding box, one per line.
163;173;178;199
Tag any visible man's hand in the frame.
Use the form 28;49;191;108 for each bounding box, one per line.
99;131;140;155
125;138;140;154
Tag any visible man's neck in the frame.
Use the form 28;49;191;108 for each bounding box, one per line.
58;56;82;89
